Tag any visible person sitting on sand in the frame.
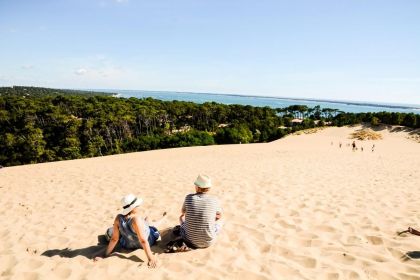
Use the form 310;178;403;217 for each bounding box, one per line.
94;194;165;268
179;175;222;249
399;227;420;236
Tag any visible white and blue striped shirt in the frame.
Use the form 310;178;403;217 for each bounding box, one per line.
181;193;221;248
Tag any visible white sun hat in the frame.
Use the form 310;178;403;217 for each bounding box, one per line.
121;194;143;215
194;174;212;188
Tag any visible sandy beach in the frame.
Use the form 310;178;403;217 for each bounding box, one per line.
1;125;419;280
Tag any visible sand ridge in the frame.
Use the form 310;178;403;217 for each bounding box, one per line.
0;125;420;279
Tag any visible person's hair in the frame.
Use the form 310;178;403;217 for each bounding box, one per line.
196;186;210;193
125;206;138;216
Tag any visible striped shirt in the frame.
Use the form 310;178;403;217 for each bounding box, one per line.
181;193;221;248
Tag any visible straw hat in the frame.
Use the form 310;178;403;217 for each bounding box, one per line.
194;174;212;188
121;194;143;215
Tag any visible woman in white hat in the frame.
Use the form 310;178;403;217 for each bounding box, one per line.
94;194;165;268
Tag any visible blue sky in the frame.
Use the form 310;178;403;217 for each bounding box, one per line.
0;0;419;104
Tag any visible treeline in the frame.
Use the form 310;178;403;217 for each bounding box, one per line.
333;111;420;128
0;86;113;97
0;87;418;167
0;88;289;166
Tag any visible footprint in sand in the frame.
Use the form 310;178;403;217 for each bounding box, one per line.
386;247;405;260
24;259;44;270
54;267;72;279
0;255;17;270
289;254;317;269
346;235;364;245
397;273;420;280
346;270;361;280
277;220;296;230
326;272;340;280
22;272;40;280
260;244;272;254
336;253;357;265
366;235;383;245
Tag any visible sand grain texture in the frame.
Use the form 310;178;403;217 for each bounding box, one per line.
1;126;420;280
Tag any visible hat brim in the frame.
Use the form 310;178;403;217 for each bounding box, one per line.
121;198;142;215
194;182;212;188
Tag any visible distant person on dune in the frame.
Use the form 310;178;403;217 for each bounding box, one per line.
399;227;420;236
177;175;222;250
94;194;165;268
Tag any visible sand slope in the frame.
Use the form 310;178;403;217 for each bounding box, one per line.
1;125;420;280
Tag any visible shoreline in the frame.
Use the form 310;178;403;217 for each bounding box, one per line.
93;88;420;110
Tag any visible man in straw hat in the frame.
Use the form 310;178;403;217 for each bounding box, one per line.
179;175;222;249
94;194;166;268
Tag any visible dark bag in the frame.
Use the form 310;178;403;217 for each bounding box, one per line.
164;237;193;253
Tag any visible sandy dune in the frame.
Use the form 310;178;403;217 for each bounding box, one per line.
1;125;420;280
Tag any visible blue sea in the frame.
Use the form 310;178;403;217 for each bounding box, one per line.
97;89;420;114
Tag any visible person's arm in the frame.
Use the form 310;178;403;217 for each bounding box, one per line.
179;210;186;224
132;217;157;268
179;198;186;224
215;200;222;221
94;217;119;261
104;218;120;257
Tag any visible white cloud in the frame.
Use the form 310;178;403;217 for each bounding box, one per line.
75;68;88;75
71;63;128;86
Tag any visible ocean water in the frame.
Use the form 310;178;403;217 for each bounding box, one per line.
99;89;420;114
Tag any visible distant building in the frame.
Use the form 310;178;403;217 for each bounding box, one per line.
291;119;303;124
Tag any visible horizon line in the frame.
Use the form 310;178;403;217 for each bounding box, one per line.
92;88;420;110
2;85;420;110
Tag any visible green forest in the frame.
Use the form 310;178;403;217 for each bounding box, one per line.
0;86;419;167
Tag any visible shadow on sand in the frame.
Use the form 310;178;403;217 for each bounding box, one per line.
41;227;176;262
401;251;420;261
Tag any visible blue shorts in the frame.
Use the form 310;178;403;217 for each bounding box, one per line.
147;226;160;246
106;226;160;248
